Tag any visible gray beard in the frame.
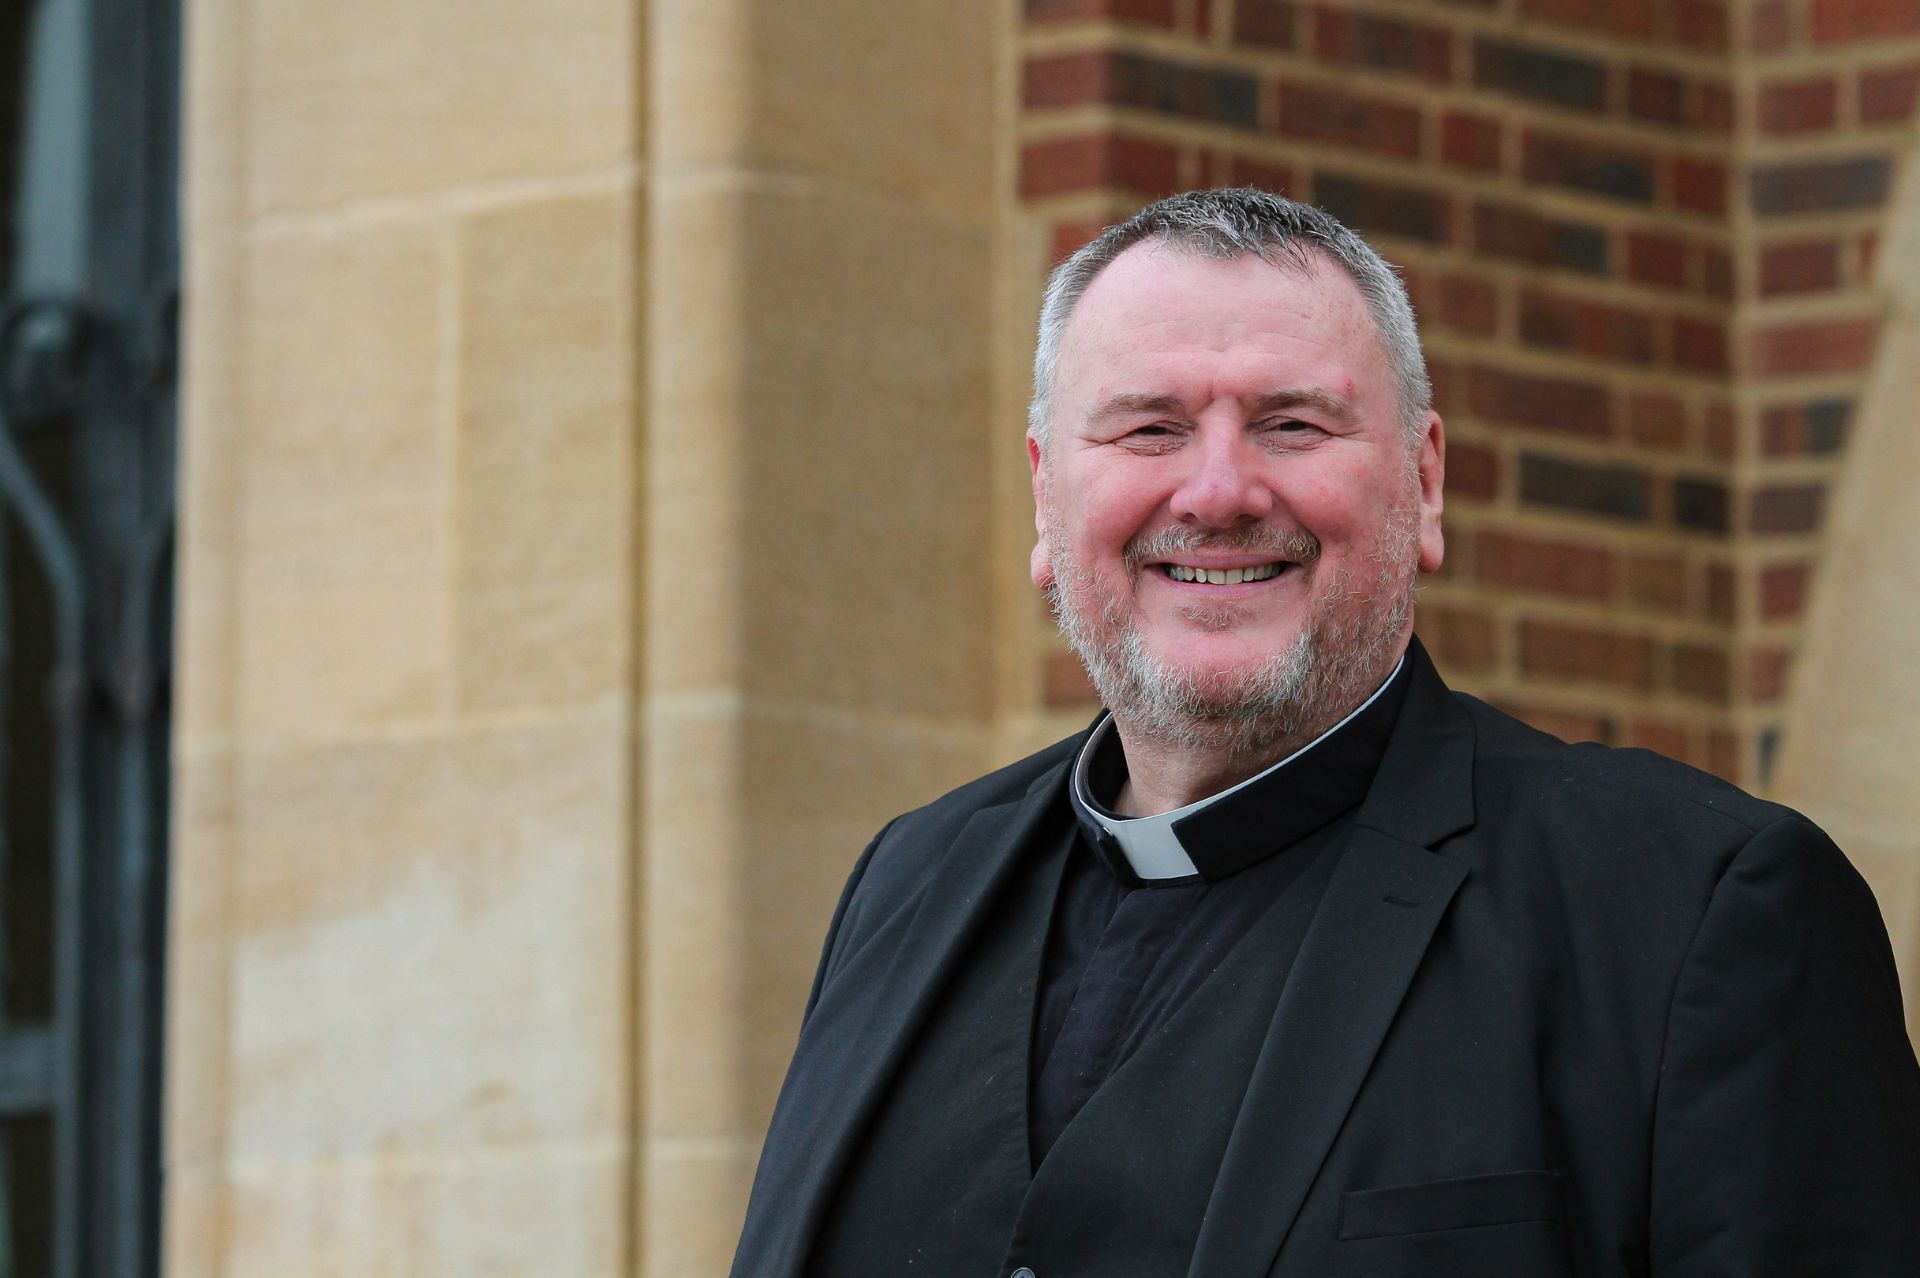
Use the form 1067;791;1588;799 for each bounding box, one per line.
1044;511;1418;764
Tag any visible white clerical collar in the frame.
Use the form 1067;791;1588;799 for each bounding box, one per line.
1070;656;1406;882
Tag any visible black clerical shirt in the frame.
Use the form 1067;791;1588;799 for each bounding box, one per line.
1028;659;1410;1163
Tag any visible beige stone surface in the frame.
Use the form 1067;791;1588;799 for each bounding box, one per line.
234;222;453;741
652;0;994;216
642;694;987;1138
639;1138;761;1277
224;1147;628;1277
647;182;997;718
244;0;636;214
454;190;640;715
226;711;631;1161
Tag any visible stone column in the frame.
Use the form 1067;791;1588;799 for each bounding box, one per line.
168;0;645;1272
640;0;1001;1269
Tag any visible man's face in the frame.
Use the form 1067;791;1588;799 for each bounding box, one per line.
1029;243;1444;753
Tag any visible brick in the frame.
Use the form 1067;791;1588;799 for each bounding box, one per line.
1700;247;1734;300
1759;238;1841;296
1673;0;1730;49
1698;82;1734;131
1427;356;1460;413
1810;0;1920;41
1758;561;1810;618
1627;552;1688;610
1668;155;1728;216
1441;110;1502;171
1711;728;1746;786
1019;134;1181;198
1469;366;1612;438
1043;648;1098;706
1523;0;1654;39
1626;230;1688;288
1476;530;1616;599
1628;391;1687;450
1413;601;1499;670
1749;316;1879;376
1519;290;1656;365
1624;717;1694;762
1669;316;1728;374
1859;64;1920;123
1433;272;1498;335
1760;77;1839;134
1497;700;1613;745
1627;69;1687;126
1748;646;1793;702
1028;0;1179;26
1025;52;1260;127
1670;642;1732;702
1193;0;1217;37
1523;131;1656;204
1671;476;1731;532
1233;0;1297;49
1749;483;1827;535
1521;619;1654;689
1701;401;1737;460
1278;83;1423;158
1751;0;1793;49
1312;8;1452;80
1860;228;1881;275
1519;452;1653;520
1750;156;1891;214
1024;52;1111;109
1315;172;1453;244
1473;37;1608;113
1760;398;1850;456
1705;561;1738;622
1447;440;1500;499
1472;203;1609;274
1227;156;1295;194
1050;219;1108;261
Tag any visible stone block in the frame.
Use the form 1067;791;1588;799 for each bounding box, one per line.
640;1138;759;1278
642;694;986;1138
244;0;635;213
226;711;632;1162
654;0;994;215
454;191;640;716
235;223;452;739
225;1147;626;1277
647;184;996;720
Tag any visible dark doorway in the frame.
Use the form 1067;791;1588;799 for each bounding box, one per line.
0;0;179;1275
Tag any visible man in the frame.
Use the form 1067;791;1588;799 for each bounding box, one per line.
730;190;1920;1277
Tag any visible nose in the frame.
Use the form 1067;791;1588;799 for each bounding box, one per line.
1168;427;1275;528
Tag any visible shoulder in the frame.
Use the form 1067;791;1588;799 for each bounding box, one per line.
1458;690;1793;844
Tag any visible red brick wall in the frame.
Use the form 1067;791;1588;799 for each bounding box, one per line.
1018;0;1920;788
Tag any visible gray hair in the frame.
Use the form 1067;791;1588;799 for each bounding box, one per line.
1028;188;1431;448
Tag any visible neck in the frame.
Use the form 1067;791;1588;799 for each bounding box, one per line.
1107;643;1409;817
1110;720;1315;817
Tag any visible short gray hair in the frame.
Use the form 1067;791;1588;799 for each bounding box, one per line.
1028;188;1430;447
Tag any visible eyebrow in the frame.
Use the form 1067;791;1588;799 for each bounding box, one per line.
1084;387;1359;424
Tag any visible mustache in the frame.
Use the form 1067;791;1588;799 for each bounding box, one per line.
1123;525;1321;573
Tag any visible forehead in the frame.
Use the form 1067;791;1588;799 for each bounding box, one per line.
1056;242;1387;395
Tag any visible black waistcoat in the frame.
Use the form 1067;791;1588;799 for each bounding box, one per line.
805;808;1351;1278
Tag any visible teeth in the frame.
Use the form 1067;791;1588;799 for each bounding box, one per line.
1165;562;1284;584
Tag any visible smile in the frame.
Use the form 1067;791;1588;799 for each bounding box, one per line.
1161;563;1286;585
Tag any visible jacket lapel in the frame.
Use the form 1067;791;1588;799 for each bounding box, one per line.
1189;642;1477;1278
736;757;1072;1278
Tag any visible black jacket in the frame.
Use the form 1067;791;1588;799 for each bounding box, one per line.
731;642;1920;1277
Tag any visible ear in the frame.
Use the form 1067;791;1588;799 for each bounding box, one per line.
1415;411;1445;574
1028;432;1055;591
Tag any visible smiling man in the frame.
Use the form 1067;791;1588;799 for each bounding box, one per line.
730;190;1920;1278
